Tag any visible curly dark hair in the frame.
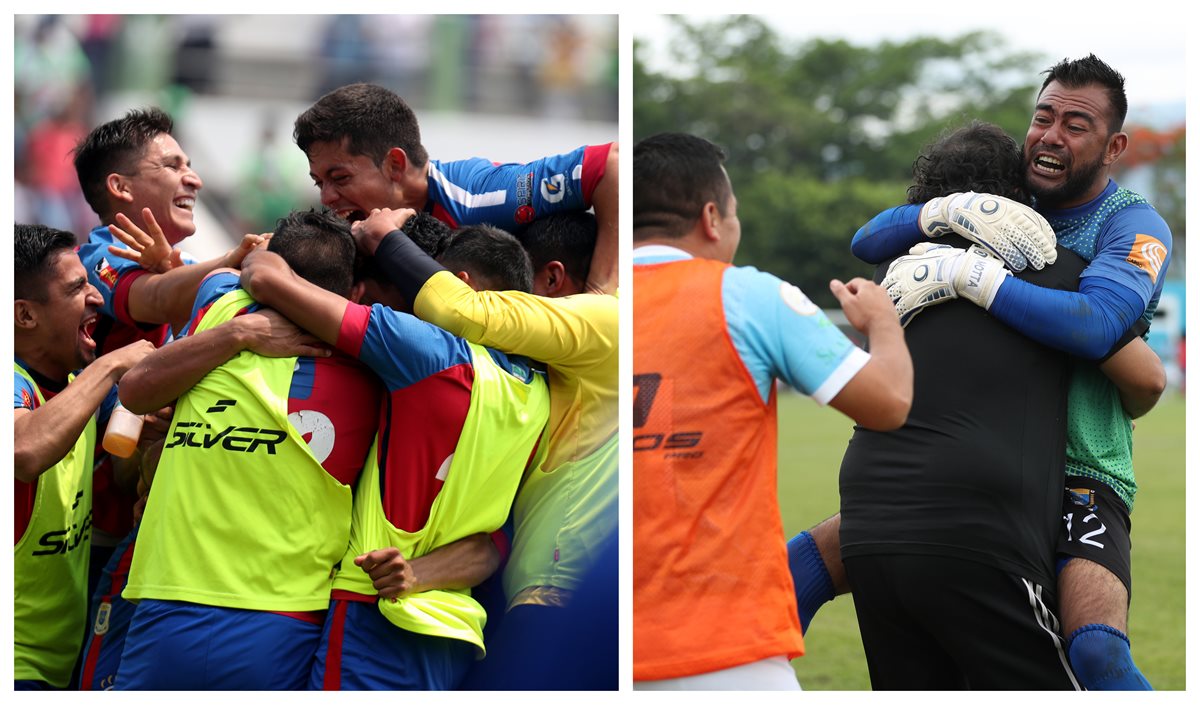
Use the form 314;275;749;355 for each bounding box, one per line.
907;121;1030;206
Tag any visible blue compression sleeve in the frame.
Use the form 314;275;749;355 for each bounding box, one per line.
850;204;924;264
787;531;835;634
1067;624;1152;690
986;275;1146;360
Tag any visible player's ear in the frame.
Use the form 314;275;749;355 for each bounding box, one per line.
1104;131;1129;166
454;270;476;289
384;148;409;182
107;172;134;204
536;261;567;297
699;201;722;242
14;299;39;330
348;281;367;304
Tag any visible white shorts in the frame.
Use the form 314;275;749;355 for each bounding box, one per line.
633;655;801;691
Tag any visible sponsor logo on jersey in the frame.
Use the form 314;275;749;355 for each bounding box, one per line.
540;174;567;204
515;205;536;224
32;508;93;556
20;388;34;410
1126;234;1167;284
780;282;818;316
165;421;288;455
515;172;534;206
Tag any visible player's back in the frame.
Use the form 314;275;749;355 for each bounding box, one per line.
839;235;1088;589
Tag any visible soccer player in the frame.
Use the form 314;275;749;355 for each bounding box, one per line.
515;211;599;297
631;132;912;690
841;56;1171;690
70;106;264;609
292;82;618;294
113;210;382;690
238;217;550;690
346;206;619;690
14;223;154;690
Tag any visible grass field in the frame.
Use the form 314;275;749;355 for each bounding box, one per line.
776;389;1186;690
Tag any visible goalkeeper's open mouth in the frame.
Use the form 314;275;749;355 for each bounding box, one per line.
1030;152;1067;177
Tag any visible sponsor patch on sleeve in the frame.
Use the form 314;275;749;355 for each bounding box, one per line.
1125;234;1167;284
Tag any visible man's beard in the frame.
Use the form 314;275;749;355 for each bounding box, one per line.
1024;150;1107;210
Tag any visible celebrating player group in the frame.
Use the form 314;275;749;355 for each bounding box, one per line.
15;82;618;691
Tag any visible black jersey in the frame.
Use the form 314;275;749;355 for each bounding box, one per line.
839;236;1087;588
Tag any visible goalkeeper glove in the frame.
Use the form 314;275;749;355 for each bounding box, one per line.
882;243;1012;327
918;192;1057;272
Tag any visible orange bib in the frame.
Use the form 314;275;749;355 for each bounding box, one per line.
633;258;803;681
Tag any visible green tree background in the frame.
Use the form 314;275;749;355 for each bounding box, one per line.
633;15;1185;307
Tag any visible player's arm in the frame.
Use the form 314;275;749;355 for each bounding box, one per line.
354;209;614;365
238;249;352;346
109;209;265;331
1098;333;1165;420
851;204;925;264
585;142;619;295
355;534;502;600
13;340;154;483
825;278;912;430
119;306;329;413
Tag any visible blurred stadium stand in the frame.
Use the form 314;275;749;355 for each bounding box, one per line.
15;14;618;259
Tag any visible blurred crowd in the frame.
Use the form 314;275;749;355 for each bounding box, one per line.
14;14;618;241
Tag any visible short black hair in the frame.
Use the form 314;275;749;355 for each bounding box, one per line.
73;107;175;217
633;132;732;240
908;121;1030;205
269;209;357;296
1039;54;1128;133
517;211;597;284
15;223;78;302
294;83;429;168
439;225;533;293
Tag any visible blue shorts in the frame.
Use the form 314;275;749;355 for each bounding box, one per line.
310;597;474;690
115;599;323;690
79;525;139;690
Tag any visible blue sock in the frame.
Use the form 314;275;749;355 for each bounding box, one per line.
786;531;834;634
1067;624;1153;690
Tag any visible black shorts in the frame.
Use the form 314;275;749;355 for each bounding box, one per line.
1056;475;1133;596
844;554;1081;690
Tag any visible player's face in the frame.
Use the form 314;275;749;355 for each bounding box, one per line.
36;251;104;375
306;139;399;223
1023;81;1121;209
123;133;203;246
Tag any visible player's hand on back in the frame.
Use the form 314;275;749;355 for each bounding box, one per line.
881;243;1012;326
235;308;331;359
350;208;417;256
919;191;1057;271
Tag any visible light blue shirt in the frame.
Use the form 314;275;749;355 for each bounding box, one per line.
634;245;868;404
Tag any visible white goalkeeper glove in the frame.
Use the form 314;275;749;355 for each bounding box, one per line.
918;191;1057;272
881;243;1012;327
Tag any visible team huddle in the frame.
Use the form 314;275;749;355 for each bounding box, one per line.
633;54;1172;690
14;82;618;690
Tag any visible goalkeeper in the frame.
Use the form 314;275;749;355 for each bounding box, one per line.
794;117;1163;688
794;55;1171;693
